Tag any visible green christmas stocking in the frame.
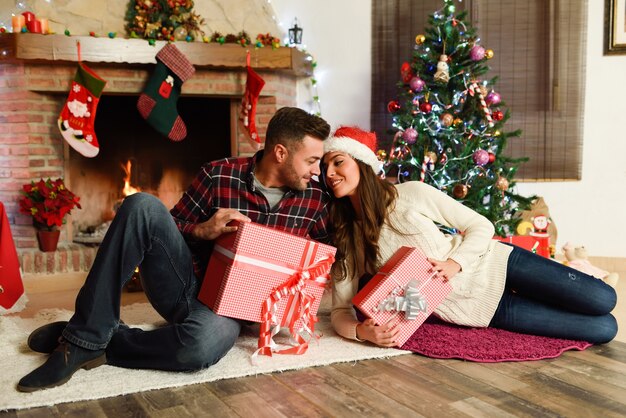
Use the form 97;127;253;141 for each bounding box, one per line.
137;43;195;141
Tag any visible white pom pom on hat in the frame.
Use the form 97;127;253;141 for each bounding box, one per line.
324;126;383;173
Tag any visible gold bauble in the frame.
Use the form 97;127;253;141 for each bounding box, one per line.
415;34;426;44
452;184;468;199
485;49;494;59
453;118;463;127
495;176;509;191
440;113;454;127
376;149;387;160
425;151;438;164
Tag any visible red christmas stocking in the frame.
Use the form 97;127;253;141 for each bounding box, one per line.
240;51;265;143
57;43;107;158
137;43;195;141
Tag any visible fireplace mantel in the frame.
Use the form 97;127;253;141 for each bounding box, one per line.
0;33;312;76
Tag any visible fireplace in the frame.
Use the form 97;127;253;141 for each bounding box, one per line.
71;94;231;236
0;33;311;273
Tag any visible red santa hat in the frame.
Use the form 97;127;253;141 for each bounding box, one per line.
324;126;383;174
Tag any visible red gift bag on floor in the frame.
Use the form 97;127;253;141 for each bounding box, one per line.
0;202;24;310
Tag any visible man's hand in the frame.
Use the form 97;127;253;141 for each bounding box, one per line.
356;318;400;347
192;209;251;241
427;258;461;282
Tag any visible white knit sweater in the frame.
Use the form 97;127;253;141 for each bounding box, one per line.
330;181;513;341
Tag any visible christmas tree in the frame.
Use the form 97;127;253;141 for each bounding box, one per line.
383;0;533;237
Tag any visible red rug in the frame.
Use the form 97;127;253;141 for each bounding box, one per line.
400;317;592;362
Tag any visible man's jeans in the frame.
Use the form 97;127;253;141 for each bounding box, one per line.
62;193;242;371
489;246;618;344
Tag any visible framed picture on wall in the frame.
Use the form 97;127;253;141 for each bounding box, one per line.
605;0;626;54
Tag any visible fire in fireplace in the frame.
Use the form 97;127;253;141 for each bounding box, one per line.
70;94;232;239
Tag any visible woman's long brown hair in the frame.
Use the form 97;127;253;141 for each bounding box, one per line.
329;160;398;281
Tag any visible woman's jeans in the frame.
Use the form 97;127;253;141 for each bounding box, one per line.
62;193;242;371
489;246;618;343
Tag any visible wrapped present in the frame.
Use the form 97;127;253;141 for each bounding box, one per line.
353;246;452;346
494;235;550;258
198;221;336;356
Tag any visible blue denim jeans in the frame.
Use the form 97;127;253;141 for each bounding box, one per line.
489;246;618;344
62;193;242;371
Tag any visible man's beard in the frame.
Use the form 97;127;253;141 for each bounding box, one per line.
280;156;308;191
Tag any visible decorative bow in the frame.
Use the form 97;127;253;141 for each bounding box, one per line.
373;278;428;320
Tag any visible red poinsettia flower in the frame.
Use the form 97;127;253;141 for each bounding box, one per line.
18;178;81;231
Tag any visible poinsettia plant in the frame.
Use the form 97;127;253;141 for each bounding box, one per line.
18;178;81;231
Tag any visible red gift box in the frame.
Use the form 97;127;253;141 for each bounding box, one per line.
353;246;452;346
198;221;336;354
494;235;550;258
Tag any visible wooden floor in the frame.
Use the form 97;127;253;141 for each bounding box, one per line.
2;257;625;418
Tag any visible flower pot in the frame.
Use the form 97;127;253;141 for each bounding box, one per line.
37;229;61;252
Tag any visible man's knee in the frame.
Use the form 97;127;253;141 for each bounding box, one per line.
175;317;241;370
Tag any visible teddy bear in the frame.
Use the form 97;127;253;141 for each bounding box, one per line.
562;242;619;288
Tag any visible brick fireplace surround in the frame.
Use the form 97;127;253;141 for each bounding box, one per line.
0;34;311;274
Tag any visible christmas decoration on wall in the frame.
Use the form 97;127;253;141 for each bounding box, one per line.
239;50;266;143
137;43;195;141
58;41;107;158
124;0;206;41
383;0;534;236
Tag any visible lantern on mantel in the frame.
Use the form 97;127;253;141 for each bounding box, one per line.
288;18;303;45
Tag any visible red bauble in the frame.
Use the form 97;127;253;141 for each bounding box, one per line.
452;184;468;199
488;152;496;164
419;102;432;113
401;62;413;83
387;100;401;113
492;110;504;121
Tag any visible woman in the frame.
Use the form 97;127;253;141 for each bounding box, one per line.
322;126;617;347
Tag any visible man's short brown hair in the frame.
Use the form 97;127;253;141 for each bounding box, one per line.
264;107;330;151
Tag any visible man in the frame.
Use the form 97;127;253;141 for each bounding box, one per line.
18;107;331;392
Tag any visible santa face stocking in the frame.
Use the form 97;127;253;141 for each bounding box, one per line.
137;43;195;141
240;51;265;143
58;62;107;158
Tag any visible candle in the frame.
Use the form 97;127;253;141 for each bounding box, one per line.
22;11;35;24
11;15;25;33
31;19;42;34
40;18;49;34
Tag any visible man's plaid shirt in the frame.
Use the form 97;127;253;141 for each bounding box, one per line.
170;151;332;279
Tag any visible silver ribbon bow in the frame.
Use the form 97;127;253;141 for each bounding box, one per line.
374;278;428;320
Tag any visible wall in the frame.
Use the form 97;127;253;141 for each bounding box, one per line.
271;0;626;258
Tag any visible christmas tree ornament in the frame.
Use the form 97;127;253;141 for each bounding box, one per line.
440;113;454;127
137;43;196;141
409;76;426;92
425;151;438;164
240;50;266;143
472;149;490;166
486;91;501;106
453;117;463;127
376;149;387;160
415;34;426;44
387;100;401;113
469;44;485;61
419;102;432;113
57;41;107;158
492;110;504;121
400;62;413;83
468;82;494;127
488;152;496;164
485;49;494;59
402;127;418;144
495;176;509;191
452;184;468;199
434;54;450;83
420;154;434;182
439;152;448;165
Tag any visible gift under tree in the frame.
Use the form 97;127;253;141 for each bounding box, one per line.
384;0;533;236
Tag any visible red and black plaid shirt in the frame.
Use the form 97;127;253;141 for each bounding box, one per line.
170;151;331;279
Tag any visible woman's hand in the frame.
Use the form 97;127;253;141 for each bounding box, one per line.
356;319;400;347
192;209;251;241
427;258;461;282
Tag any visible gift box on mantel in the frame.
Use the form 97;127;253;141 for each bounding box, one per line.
198;221;336;337
353;246;452;346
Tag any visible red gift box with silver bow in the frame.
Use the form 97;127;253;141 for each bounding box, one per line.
198;221;336;355
352;246;452;346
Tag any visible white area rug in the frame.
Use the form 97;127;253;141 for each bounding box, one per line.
0;299;410;411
